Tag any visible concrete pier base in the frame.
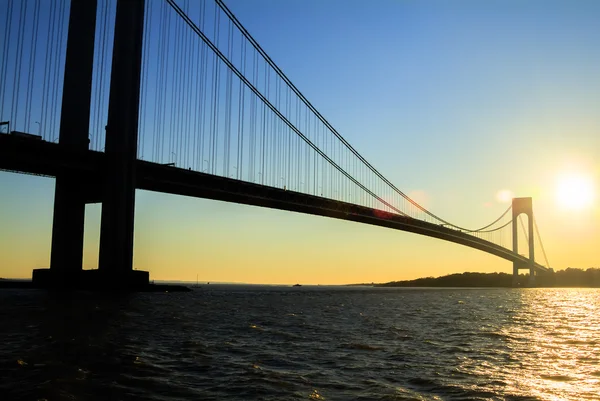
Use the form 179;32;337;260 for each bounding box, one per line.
528;270;536;287
32;269;149;291
512;273;520;287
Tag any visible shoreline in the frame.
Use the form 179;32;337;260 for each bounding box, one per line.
0;279;192;292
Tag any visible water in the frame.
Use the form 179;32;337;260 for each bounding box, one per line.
1;286;599;400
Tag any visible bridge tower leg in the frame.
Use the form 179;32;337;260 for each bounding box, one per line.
97;0;147;288
512;197;535;287
35;0;98;288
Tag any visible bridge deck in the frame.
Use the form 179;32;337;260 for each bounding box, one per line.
0;134;549;272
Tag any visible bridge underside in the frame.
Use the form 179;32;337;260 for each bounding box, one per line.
0;135;550;279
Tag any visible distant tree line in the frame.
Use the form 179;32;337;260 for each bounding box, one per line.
535;267;600;287
375;268;600;288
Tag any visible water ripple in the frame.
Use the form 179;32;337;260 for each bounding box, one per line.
0;287;599;400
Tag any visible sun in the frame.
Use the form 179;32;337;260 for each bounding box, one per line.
555;172;596;210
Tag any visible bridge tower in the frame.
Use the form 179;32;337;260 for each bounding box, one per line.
43;0;97;287
97;0;146;287
34;0;147;289
512;197;535;286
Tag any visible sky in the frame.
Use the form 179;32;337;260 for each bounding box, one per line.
1;0;599;284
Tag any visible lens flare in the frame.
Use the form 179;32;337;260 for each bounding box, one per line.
496;189;514;203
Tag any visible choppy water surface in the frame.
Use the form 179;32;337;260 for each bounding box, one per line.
1;286;599;400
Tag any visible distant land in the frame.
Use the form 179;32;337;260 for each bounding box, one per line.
352;268;600;288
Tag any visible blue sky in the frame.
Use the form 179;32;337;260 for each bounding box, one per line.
223;0;599;212
1;0;599;283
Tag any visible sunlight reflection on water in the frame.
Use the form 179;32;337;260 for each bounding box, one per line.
0;287;599;400
507;289;600;400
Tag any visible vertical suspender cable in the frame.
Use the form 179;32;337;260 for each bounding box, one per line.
192;3;201;170
0;0;14;118
40;0;56;140
25;0;40;133
50;0;66;139
98;0;110;151
237;39;245;178
533;215;550;268
139;0;152;159
183;0;192;168
10;0;26;129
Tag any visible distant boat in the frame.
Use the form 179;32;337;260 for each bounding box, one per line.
293;284;302;287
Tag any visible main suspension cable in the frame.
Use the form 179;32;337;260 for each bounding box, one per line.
165;0;409;216
533;214;550;268
212;0;516;233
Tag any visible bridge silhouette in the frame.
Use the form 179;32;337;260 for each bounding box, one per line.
0;0;550;289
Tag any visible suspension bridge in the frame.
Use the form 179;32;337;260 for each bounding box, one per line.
0;0;551;289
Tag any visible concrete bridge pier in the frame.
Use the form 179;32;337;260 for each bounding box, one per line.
33;0;149;290
512;263;519;287
97;0;147;289
528;266;536;286
512;261;536;287
33;0;97;289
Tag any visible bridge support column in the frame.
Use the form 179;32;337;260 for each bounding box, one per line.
35;0;98;288
97;0;148;288
529;265;536;286
512;197;536;287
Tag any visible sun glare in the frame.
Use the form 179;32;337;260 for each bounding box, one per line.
555;173;596;210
